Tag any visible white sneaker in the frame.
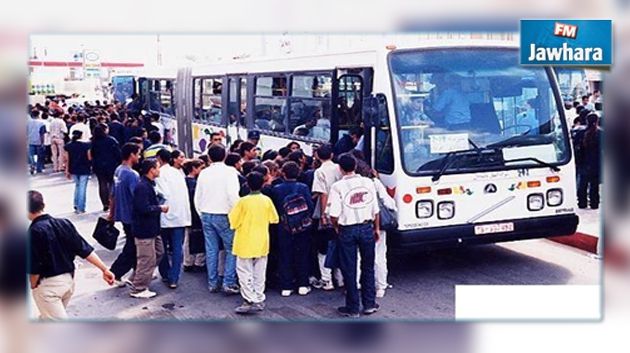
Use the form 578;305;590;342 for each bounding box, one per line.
298;286;311;296
281;290;293;297
309;277;323;289
113;279;126;288
322;281;334;291
130;289;157;299
376;289;386;298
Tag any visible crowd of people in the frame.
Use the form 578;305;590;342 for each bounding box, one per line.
570;91;603;210
27;97;394;319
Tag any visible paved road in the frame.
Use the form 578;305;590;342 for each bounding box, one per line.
28;171;600;321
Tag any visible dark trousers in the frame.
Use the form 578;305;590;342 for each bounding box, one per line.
277;229;311;290
110;223;136;279
337;223;376;314
96;173;114;209
577;173;600;208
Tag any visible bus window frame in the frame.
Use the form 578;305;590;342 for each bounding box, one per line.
193;75;224;127
386;47;572;178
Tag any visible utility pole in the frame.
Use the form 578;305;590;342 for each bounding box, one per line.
157;34;163;66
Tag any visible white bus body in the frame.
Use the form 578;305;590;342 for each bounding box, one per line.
173;40;579;250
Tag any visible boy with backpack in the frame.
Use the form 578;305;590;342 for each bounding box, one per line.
270;161;315;297
228;172;279;314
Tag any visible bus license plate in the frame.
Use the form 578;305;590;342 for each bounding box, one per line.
474;222;514;235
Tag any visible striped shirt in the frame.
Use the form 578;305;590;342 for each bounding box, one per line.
326;174;379;226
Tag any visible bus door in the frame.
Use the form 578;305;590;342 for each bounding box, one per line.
333;68;374;158
224;75;249;146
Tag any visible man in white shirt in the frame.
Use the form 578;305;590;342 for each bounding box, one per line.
69;114;91;143
155;149;191;289
311;144;343;290
326;153;380;318
194;144;241;295
49;112;68;172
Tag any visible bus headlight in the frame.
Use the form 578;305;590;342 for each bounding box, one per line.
546;188;563;207
437;201;455;220
527;193;544;211
415;200;434;218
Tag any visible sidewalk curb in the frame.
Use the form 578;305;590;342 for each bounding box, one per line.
549;232;599;254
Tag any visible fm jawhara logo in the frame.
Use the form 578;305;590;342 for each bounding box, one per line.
520;19;612;66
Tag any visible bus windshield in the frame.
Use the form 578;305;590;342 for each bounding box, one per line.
389;48;570;176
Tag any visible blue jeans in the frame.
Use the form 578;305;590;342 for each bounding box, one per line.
28;144;44;173
201;213;237;288
158;227;185;285
337;223;376;314
72;174;89;212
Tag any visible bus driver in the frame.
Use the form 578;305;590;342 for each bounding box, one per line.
424;72;471;130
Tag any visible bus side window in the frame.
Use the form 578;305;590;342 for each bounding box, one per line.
201;78;222;125
338;75;363;138
289;74;332;140
255;75;288;133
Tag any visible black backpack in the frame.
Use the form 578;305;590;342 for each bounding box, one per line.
280;187;312;235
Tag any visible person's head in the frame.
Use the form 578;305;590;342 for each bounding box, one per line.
207;144;227;163
239;141;257;160
586;113;599;128
171;149;186;168
286;141;300;152
278;147;291;159
229;139;244;153
581;95;590;105
287;150;305;168
183;159;204;177
71;130;83;142
572;117;582;127
41;112;49;120
140;159;160;180
593;90;601;99
93;123;109;140
156;148;172;166
30;109;40;119
28;190;45;220
77;114;87;123
148;131;162;145
262;149;278;162
575;105;585;115
129;136;144;150
349;126;364;145
151;113;160;122
247;130;260;145
246;172;264;192
225;153;242;170
305;117;317;128
315;143;333;161
210;132;222;145
121;142;141;165
337;153;357;174
262;160;279;178
198;154;210;167
578;108;591;125
281;161;300;180
110;112;120;122
253;165;269;183
350;149;365;162
241;160;258;176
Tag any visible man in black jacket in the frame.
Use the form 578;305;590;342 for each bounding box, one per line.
28;190;114;320
130;159;169;298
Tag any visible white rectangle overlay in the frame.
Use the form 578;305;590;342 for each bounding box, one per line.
455;285;601;320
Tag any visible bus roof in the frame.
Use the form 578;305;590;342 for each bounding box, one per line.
189;39;518;77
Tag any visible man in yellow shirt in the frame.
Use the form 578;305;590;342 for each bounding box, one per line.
228;171;279;314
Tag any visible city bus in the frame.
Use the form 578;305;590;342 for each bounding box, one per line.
112;69;178;145
173;41;579;249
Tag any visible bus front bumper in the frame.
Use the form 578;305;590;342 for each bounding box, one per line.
389;214;579;251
